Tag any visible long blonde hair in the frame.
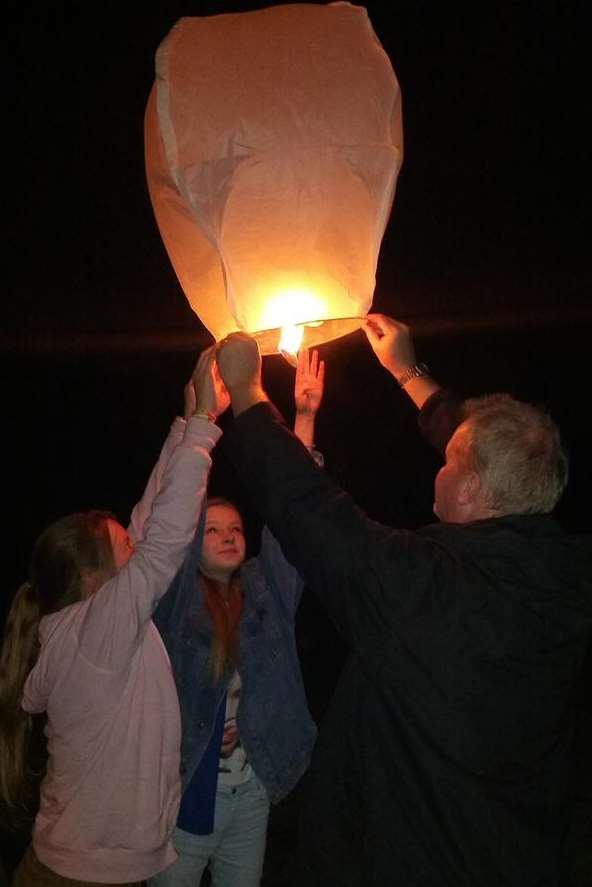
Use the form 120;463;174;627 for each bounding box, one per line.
201;571;243;682
200;497;245;682
0;510;115;824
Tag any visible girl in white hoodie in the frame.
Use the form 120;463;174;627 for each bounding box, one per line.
0;347;227;886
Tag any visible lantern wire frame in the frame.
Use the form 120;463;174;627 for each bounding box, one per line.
253;316;364;357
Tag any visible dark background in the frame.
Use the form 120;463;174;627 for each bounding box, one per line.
3;1;591;883
4;0;591;587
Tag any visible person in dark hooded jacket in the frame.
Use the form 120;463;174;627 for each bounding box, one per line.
214;315;592;887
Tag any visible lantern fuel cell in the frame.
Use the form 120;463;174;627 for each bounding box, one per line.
145;3;403;355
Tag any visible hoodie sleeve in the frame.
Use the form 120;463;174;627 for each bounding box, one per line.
417;388;464;455
75;417;221;670
128;416;187;544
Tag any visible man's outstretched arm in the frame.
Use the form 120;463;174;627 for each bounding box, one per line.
363;314;440;409
364;314;464;454
215;332;440;648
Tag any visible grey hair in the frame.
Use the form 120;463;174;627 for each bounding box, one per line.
457;394;568;515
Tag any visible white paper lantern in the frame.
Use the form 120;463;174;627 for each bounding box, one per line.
145;2;403;355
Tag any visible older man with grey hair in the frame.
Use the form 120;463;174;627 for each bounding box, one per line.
215;317;591;887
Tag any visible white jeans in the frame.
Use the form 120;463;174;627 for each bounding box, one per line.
150;776;270;887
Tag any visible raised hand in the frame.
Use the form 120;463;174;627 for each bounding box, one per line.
183;377;197;420
363;315;417;377
294;349;325;417
216;333;262;393
363;314;439;409
293;348;325;448
216;333;268;416
192;346;230;418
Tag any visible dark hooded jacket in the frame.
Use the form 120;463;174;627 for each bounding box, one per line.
222;390;592;887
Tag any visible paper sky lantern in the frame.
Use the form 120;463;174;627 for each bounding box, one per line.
145;3;403;356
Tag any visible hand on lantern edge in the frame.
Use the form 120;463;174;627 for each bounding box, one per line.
191;345;230;418
363;315;417;377
363;314;440;410
216;333;268;416
183;377;197;420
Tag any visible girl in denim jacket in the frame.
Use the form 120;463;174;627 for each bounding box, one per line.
150;349;325;887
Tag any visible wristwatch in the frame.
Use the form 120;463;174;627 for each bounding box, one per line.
396;362;430;388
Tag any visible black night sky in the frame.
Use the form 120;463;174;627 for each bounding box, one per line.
2;2;591;880
5;1;591;598
5;0;592;617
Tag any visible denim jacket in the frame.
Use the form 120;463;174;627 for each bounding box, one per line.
153;523;317;805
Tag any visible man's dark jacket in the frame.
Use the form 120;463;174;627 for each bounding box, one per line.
223;392;592;887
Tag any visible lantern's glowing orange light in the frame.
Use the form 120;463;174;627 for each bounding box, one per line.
278;324;305;356
259;287;326;360
259;288;327;330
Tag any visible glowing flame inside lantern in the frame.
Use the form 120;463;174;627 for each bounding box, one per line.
278;323;305;357
259;288;326;362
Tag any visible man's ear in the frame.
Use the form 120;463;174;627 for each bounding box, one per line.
457;470;482;507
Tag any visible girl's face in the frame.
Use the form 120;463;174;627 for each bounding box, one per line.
200;504;246;582
107;519;135;571
82;519;134;598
